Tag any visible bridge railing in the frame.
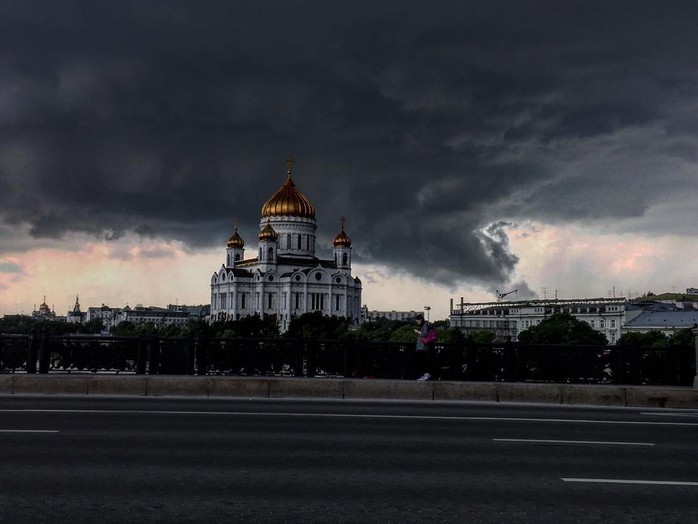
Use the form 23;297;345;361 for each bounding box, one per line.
0;334;694;386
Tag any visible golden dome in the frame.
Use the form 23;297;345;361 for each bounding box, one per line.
259;223;278;241
226;227;244;248
333;217;352;247
260;157;316;219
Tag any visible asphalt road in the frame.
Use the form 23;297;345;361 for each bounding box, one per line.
1;396;697;523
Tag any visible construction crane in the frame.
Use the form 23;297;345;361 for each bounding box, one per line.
496;289;518;302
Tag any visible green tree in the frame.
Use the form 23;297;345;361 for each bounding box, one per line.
286;312;351;339
518;313;608;345
112;321;137;336
159;323;184;338
469;330;496;344
436;327;467;345
181;320;212;337
617;331;668;347
389;324;418;343
82;319;105;334
669;328;696;347
351;318;409;341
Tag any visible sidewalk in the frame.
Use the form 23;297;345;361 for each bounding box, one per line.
1;374;697;408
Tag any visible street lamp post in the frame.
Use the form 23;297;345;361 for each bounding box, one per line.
693;326;698;388
424;306;431;323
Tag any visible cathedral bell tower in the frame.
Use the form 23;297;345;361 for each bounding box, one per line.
333;217;352;271
257;222;278;271
226;225;245;267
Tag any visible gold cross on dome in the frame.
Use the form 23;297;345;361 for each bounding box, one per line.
286;156;294;175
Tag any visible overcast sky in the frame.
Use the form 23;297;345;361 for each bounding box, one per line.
1;1;697;319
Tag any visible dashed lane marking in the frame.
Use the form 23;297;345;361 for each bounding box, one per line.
562;478;698;486
0;429;59;433
494;438;654;446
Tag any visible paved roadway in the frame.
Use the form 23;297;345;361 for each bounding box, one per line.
1;396;697;523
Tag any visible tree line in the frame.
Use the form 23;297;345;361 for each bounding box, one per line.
0;312;694;347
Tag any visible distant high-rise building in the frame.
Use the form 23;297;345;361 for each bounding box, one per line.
210;158;362;331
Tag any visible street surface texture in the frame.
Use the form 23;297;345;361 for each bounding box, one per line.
0;395;697;523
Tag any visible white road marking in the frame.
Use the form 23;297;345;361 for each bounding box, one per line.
562;478;698;486
494;438;654;446
0;429;59;433
0;409;697;426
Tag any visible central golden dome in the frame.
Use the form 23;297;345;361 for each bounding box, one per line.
261;157;316;219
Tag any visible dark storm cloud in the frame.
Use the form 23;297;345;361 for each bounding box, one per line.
1;0;697;287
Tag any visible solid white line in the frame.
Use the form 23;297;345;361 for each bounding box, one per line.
0;409;697;426
0;429;59;434
562;478;698;486
494;438;654;447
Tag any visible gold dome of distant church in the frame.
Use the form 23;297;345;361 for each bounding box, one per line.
258;223;278;241
226;227;244;248
333;217;352;247
260;157;316;219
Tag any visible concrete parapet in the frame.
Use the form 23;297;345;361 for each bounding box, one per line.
88;376;147;396
497;383;561;404
0;375;13;394
344;379;433;400
209;377;270;398
2;375;698;408
12;375;89;395
626;386;698;409
146;376;209;397
434;382;497;402
560;384;626;406
269;378;343;399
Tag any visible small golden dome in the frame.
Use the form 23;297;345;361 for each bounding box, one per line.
333;217;352;247
259;223;278;241
333;229;351;247
226;227;244;248
260;157;316;219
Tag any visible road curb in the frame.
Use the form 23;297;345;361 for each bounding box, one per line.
1;375;697;408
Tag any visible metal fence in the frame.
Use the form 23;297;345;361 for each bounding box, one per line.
0;334;695;386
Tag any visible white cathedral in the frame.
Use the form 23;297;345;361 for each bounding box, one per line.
210;158;363;332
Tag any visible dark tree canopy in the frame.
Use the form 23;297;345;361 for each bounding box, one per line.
285;312;351;340
618;328;695;348
517;313;608;345
617;330;668;347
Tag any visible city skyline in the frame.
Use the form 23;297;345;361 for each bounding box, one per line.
1;2;698;321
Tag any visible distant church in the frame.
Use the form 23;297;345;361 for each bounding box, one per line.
210;158;362;332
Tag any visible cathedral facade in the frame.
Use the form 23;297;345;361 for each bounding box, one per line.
210;159;362;332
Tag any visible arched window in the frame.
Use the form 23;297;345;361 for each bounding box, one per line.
235;254;241;261
342;253;349;265
268;247;274;261
286;235;291;249
297;235;302;249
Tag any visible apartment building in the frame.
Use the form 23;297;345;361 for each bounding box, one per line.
449;297;641;344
